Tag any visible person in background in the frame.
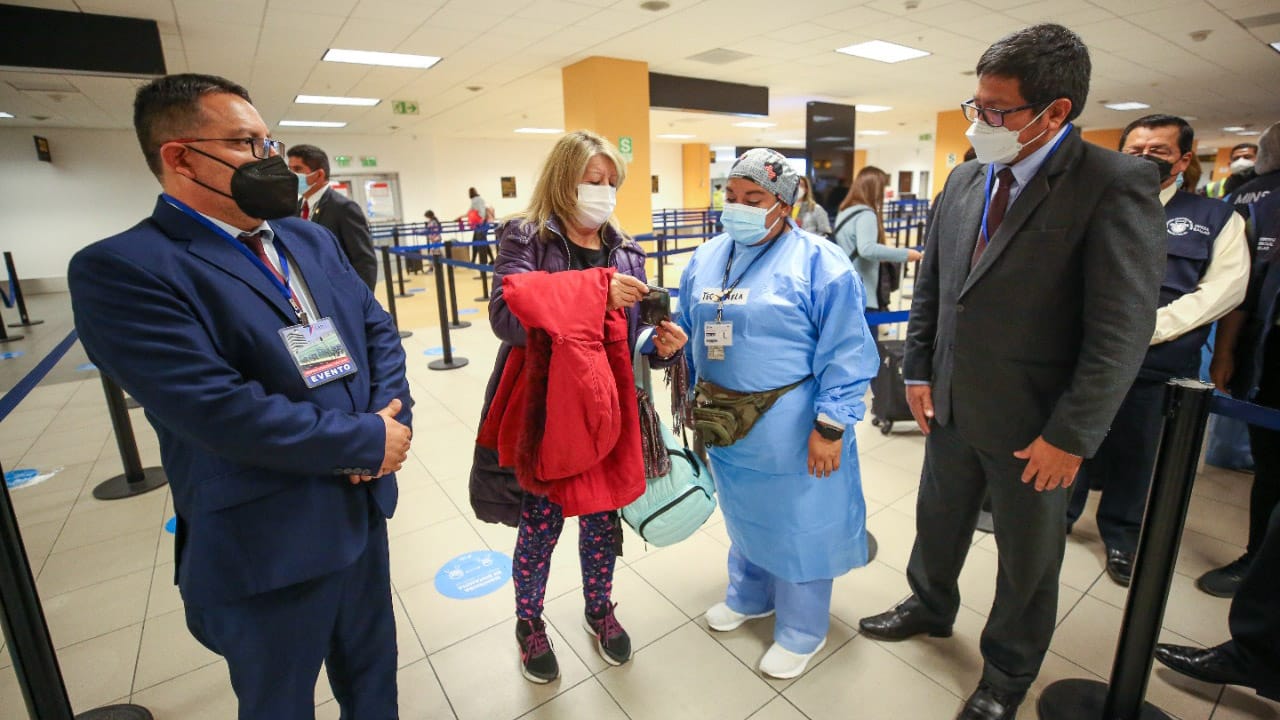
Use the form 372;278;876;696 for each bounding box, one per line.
832;166;922;311
68;73;412;718
793;175;832;236
288;144;378;291
461;187;494;265
1226;124;1280;251
858;24;1165;720
1066;114;1248;587
468;130;687;684
678;148;879;680
1204;142;1259;199
422;209;442;272
1156;199;1280;701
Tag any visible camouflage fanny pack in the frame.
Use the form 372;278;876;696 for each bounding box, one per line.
692;377;810;447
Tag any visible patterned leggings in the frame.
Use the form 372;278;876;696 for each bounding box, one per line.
513;492;618;620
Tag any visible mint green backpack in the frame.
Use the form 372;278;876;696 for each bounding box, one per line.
621;329;717;546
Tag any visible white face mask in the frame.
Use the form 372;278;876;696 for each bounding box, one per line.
965;105;1052;165
575;183;616;229
1229;157;1255;174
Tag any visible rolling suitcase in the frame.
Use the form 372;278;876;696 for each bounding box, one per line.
871;339;913;434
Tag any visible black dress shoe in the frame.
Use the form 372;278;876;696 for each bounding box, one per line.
1195;554;1252;598
1154;642;1254;688
859;596;953;641
956;682;1024;720
1106;548;1134;587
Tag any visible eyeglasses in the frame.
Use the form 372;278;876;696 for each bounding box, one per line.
960;99;1045;128
170;137;286;159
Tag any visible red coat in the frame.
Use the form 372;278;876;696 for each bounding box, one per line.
477;267;644;517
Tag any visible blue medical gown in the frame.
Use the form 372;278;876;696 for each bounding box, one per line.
677;226;880;583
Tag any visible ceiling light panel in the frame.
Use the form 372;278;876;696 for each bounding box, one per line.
295;95;381;106
280;120;348;128
323;48;441;69
834;40;930;64
1104;101;1150;110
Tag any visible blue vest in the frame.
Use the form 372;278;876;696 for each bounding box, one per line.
1144;191;1235;377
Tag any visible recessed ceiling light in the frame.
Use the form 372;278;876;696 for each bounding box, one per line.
858;130;889;136
295;94;380;106
514;127;563;134
1103;101;1150;111
733;121;775;128
835;40;930;64
1222;126;1245;132
323;48;441;69
1236;130;1261;136
857;104;892;113
279;120;347;128
657;133;696;139
0;112;13;119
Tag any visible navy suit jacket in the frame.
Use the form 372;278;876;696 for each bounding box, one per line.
68;197;412;607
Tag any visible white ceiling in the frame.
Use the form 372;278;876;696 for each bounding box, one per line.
0;0;1278;152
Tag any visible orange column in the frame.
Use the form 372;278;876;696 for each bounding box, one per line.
932;109;970;199
681;143;710;209
1211;147;1233;181
853;149;867;179
1082;127;1124;151
562;57;652;234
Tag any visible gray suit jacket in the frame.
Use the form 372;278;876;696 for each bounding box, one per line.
311;190;378;291
904;129;1166;457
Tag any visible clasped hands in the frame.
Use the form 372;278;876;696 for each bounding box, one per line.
349;398;412;485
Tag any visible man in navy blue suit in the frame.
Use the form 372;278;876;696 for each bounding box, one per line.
68;74;413;719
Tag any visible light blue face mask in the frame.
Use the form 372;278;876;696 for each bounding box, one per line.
295;172;312;195
721;201;780;245
1176;172;1185;189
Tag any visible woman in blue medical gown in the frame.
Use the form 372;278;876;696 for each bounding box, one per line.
677;149;879;679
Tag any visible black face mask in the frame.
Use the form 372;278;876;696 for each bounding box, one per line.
184;147;299;219
1136;153;1175;185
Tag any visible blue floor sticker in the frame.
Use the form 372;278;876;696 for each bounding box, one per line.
76;362;98;372
408;288;426;294
164;516;177;534
459;308;479;315
434;550;511;599
0;351;24;360
424;347;451;356
4;467;61;490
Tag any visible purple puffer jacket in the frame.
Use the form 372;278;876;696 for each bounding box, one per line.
469;215;656;526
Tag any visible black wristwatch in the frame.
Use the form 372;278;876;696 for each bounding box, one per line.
813;420;844;441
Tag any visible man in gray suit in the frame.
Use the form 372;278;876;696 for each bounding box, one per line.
288;144;379;291
859;24;1166;720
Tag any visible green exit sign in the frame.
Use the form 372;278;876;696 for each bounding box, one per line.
361;156;377;168
335;155;351;167
918;132;934;141
391;100;419;115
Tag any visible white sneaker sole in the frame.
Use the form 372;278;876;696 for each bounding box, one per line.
707;608;775;632
582;618;630;666
760;637;827;680
520;663;558;684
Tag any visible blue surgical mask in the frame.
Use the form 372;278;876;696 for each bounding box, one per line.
721;201;780;245
296;172;312;194
1176;172;1185;189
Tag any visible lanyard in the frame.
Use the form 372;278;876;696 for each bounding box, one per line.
716;231;784;321
980;122;1073;242
162;194;308;324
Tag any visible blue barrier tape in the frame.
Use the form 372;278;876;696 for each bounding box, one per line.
1210;395;1280;432
0;330;78;423
864;310;911;327
436;258;496;273
648;246;700;259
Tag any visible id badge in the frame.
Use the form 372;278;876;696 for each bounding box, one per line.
704;321;732;361
278;317;359;388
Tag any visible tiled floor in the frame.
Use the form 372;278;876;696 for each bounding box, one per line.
2;269;1279;719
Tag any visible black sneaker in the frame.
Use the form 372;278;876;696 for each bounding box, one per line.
516;617;559;683
583;603;632;666
1195;554;1253;598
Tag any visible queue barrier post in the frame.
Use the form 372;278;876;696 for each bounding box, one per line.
428;255;468;371
91;375;167;501
1037;378;1215;720
4;252;42;328
380;247;411;340
2;458;157;719
476;260;491;303
656;234;666;289
0;307;22;344
441;241;471;330
392;229;411;299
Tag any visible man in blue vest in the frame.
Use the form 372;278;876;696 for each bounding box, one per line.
1066;114;1249;586
1155;198;1280;700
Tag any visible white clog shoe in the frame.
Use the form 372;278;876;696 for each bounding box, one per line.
758;638;827;679
704;602;774;632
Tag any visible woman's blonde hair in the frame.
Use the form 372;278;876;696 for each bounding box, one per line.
520;130;627;237
796;175;817;212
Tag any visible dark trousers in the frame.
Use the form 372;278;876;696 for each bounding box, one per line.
1244;333;1280;557
907;420;1070;695
470;229;493;266
1066;377;1166;554
185;515;397;719
1230;498;1280;700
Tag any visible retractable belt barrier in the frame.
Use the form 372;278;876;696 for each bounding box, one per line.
2;252;42;328
1;332;155;719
